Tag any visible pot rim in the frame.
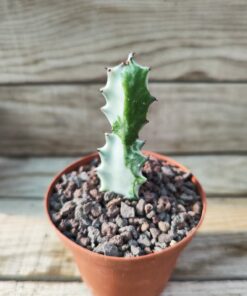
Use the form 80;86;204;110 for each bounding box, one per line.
44;150;207;262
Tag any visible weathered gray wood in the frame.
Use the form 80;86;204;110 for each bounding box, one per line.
1;280;246;295
1;155;247;198
1;83;247;155
0;0;247;83
0;157;74;198
0;198;247;280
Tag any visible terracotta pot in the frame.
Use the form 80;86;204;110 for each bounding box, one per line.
45;151;207;296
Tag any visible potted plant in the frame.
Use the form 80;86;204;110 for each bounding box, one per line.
45;53;206;296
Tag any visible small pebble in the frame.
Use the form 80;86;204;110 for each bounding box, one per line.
60;201;75;218
128;239;138;247
116;215;128;228
157;198;166;213
182;172;192;181
136;199;146;215
73;189;82;199
106;197;122;208
103;191;116;203
119;225;138;239
143;192;156;202
78;236;89;247
177;204;186;212
158;233;172;244
104;243;120;256
51;212;62;224
144;247;152;254
89;189;103;202
80;215;92;227
138;234;151;247
141;222;149;232
158;221;170;232
180;193;194;202
170;240;177;247
167;183;177;193
91;203;102;218
79;171;89;181
81;202;92;215
188;211;196;217
192;201;201;214
101;222;117;237
87;226;100;243
144;203;153;214
121;244;130;252
150;228;160;240
120;231;132;242
161;166;175;177
158;212;167;221
156;242;167;249
120;202;135;218
107;204;120;218
147;210;156;219
130;245;142;256
92;218;101;228
109;235;124;247
124;251;134;258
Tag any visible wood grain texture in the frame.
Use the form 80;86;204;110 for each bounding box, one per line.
1;281;247;296
0;198;247;280
1;155;247;198
0;0;247;83
1;83;247;155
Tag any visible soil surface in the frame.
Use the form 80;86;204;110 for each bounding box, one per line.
49;156;202;257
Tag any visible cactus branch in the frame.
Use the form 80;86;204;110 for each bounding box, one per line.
97;53;155;199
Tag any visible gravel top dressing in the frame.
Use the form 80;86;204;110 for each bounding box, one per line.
49;156;202;257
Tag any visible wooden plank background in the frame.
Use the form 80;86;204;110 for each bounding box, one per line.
0;0;247;295
1;155;247;198
0;0;247;83
0;0;247;156
0;84;247;155
2;281;247;296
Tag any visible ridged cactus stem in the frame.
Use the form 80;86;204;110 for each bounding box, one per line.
97;53;155;199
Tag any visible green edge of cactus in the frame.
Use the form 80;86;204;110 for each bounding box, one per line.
97;53;155;199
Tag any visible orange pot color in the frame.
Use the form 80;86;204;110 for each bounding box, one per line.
45;151;207;296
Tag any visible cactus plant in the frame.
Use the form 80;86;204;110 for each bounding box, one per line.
97;53;156;199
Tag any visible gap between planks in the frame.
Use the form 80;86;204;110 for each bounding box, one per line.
1;80;247;86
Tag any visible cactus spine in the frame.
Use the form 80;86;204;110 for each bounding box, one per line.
97;53;155;199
